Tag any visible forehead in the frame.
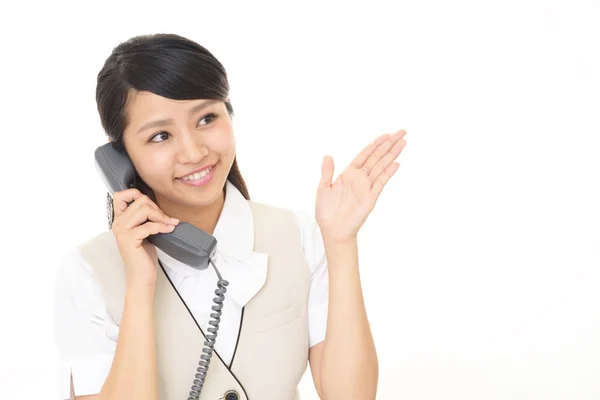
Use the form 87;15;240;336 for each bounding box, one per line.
126;91;199;120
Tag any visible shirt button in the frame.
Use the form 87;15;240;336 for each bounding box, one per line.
224;390;239;400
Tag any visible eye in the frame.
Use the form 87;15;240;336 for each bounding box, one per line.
198;112;218;126
147;113;218;143
149;131;170;143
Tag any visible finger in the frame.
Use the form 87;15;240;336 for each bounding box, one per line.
361;130;406;174
113;189;144;216
371;162;400;201
350;133;389;169
319;155;335;189
115;192;159;218
368;138;406;182
132;222;177;242
121;202;178;230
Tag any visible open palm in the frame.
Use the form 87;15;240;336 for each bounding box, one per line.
315;130;407;243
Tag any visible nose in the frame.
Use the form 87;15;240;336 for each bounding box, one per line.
176;131;208;164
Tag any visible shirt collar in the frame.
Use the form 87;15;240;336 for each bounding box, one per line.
212;180;254;261
155;180;268;306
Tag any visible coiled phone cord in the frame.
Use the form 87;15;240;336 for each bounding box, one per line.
187;257;229;400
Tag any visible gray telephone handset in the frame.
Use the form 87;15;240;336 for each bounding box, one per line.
94;142;229;399
94;142;216;269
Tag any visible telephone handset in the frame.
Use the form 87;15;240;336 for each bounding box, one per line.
94;142;217;270
94;142;228;399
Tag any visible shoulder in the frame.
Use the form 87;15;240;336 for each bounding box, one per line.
292;209;326;276
248;200;294;220
74;230;125;277
248;201;320;242
56;231;115;276
54;230;121;298
249;200;325;273
76;230;119;255
247;200;299;238
54;241;105;312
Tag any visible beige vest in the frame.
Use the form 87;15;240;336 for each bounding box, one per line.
78;202;310;400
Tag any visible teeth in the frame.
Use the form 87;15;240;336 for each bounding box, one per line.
183;166;211;181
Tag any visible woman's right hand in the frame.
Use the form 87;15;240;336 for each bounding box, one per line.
111;188;180;288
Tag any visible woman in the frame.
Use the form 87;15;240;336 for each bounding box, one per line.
54;33;407;400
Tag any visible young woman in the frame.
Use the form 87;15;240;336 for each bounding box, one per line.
53;33;407;400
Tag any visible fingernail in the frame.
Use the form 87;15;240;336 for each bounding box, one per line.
170;218;179;223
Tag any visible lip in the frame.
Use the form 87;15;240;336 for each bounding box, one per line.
177;163;216;180
176;163;216;187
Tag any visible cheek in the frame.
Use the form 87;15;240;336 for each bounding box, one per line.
209;130;235;157
135;152;173;185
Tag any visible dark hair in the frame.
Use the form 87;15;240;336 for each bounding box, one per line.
95;33;250;214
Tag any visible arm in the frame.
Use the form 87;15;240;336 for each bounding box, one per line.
69;282;158;400
309;239;378;400
55;252;159;400
90;283;158;400
310;129;407;399
88;189;176;399
61;189;177;399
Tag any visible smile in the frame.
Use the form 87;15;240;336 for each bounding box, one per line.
181;166;213;181
177;164;216;187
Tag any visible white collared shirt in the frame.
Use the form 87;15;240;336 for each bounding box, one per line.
53;181;330;399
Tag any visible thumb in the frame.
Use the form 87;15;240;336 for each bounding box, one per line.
319;155;334;189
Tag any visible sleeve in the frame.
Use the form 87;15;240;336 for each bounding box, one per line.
294;210;330;348
53;248;119;399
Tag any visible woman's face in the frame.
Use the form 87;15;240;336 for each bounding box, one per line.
122;90;235;209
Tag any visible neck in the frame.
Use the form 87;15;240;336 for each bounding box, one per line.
155;187;226;235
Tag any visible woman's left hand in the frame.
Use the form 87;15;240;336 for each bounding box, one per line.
315;130;407;244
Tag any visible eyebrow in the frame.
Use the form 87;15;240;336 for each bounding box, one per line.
135;99;220;135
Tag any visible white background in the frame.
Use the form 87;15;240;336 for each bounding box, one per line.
1;0;599;399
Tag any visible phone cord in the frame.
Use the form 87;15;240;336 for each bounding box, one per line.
187;257;229;400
